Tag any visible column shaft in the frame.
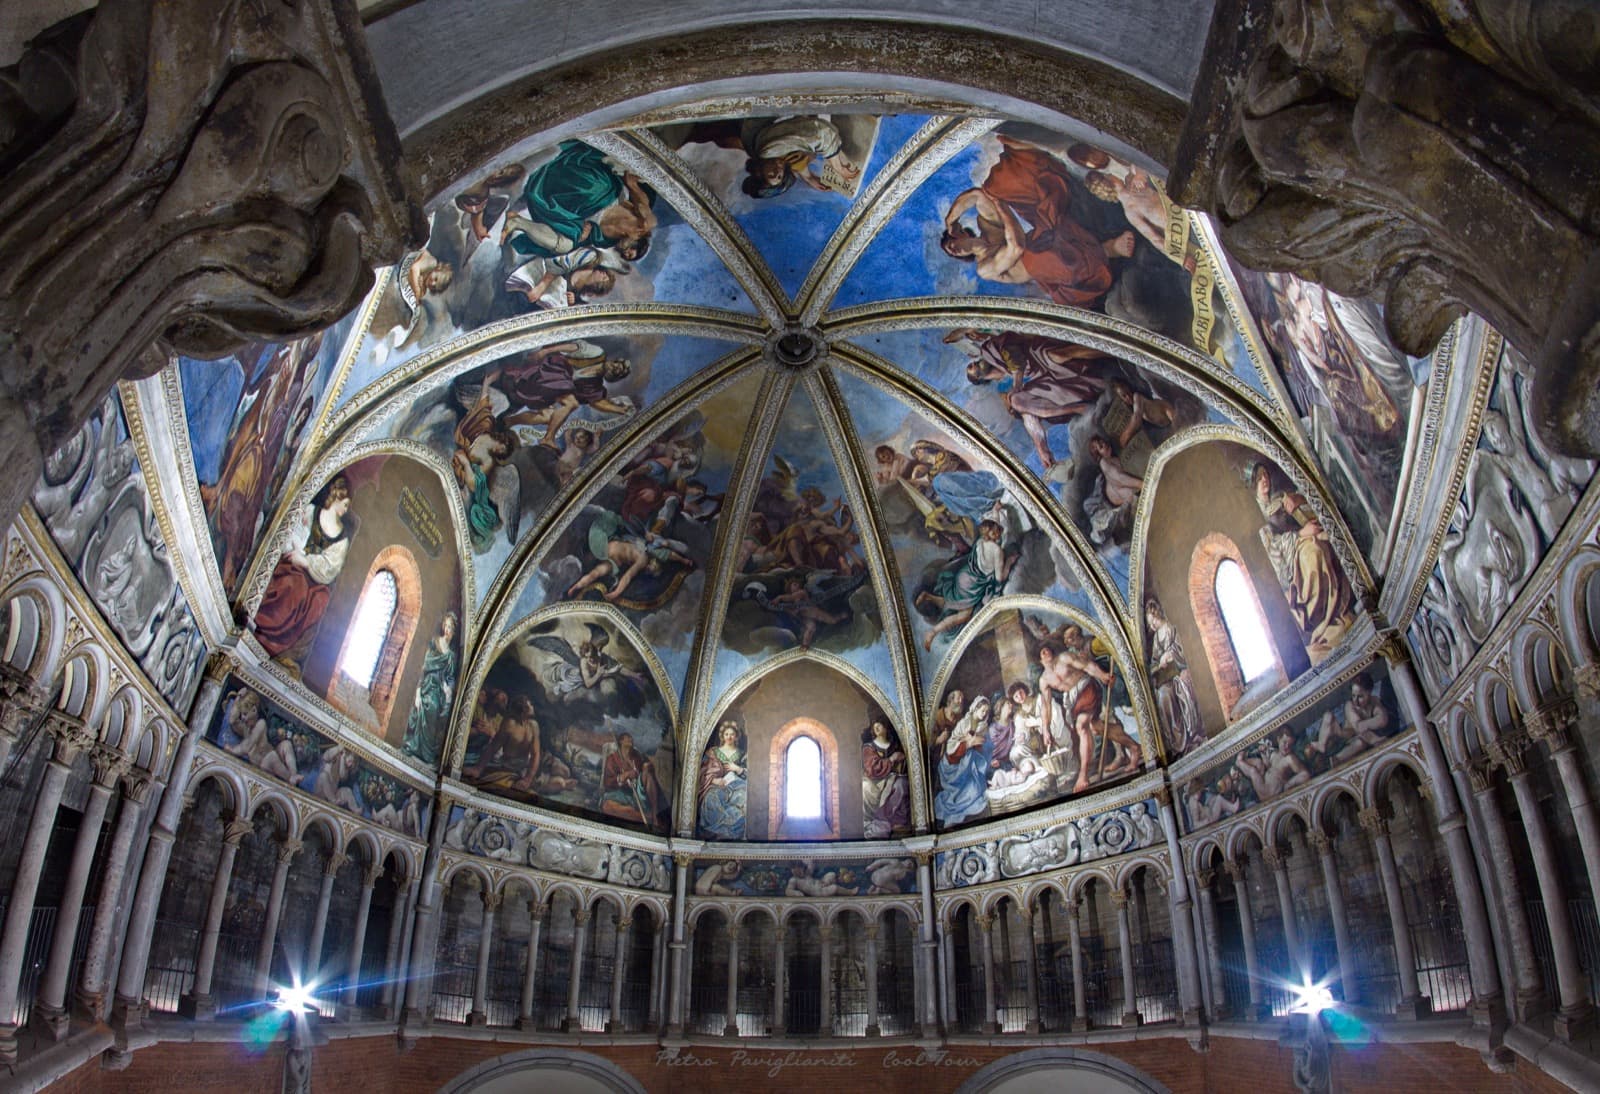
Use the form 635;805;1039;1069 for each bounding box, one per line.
251;839;301;998
304;859;343;983
1068;903;1086;1030
723;922;739;1037
0;749;75;1054
1311;838;1358;1005
564;910;589;1031
1021;909;1040;1034
182;820;250;1017
379;877;409;1015
1227;861;1265;1016
864;925;880;1036
1115;891;1139;1027
516;905;544;1029
1468;769;1544;1017
1264;848;1305;985
820;925;835;1034
32;774;115;1037
772;926;785;1034
647;922;664;1030
608;916;632;1033
979;915;999;1033
76;778;148;1022
1196;875;1227;1019
467;892;498;1025
1362;809;1425;1017
341;870;378;1010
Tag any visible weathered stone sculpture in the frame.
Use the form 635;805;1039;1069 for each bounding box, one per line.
0;0;422;529
1171;0;1600;458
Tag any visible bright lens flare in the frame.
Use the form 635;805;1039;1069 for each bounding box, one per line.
273;981;318;1014
1291;981;1335;1015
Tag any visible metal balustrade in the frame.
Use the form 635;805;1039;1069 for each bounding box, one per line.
144;920;200;1013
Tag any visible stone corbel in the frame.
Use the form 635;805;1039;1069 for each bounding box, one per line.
1171;0;1600;458
0;0;423;528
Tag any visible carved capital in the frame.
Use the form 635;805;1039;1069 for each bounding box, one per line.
1153;783;1173;808
975;913;995;930
528;901;547;922
1358;808;1390;838
1575;659;1600;701
481;890;502;912
203;652;234;684
121;769;154;805
1193;867;1215;890
0;0;422;528
912;850;933;867
1261;845;1289;871
818;924;834;942
1171;0;1600;459
1307;830;1333;857
1109;888;1130;910
222;816;253;846
617;916;632;931
726;921;742;941
1065;898;1081;923
362;861;384;887
44;710;95;760
323;852;349;879
572;909;591;927
1528;696;1580;752
1486;731;1532;777
1467;759;1496;795
673;852;694;868
275;836;303;865
91;746;130;788
1223;858;1247;884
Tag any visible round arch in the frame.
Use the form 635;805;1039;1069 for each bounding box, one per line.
438;1046;648;1094
952;1046;1175;1094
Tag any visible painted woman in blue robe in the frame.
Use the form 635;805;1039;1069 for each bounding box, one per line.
934;694;993;827
696;721;748;839
403;612;458;766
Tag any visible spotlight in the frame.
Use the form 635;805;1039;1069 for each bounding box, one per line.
272;981;318;1014
1290;981;1335;1015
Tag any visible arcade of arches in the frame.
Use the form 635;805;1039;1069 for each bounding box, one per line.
2;1;1600;1092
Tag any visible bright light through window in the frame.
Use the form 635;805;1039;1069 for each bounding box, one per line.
785;736;823;820
338;570;397;689
1215;560;1274;683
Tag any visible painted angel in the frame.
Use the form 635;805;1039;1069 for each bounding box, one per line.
526;622;646;700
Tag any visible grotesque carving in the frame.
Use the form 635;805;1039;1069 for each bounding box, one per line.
0;0;421;527
1172;0;1600;458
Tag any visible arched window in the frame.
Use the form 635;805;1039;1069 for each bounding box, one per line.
784;736;823;820
1189;533;1283;718
331;546;422;731
1215;559;1274;684
768;718;840;839
338;569;397;688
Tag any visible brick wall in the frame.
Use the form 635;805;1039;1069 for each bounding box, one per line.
45;1034;1568;1093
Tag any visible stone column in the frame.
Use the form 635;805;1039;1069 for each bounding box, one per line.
772;920;786;1035
723;920;740;1037
1529;697;1600;916
401;806;450;1028
864;921;881;1036
304;852;347;984
1225;858;1266;1018
647;918;665;1032
1155;786;1206;1027
379;873;411;1017
667;853;689;1035
1067;899;1087;1031
1020;905;1040;1034
75;771;153;1023
387;877;419;1019
0;676;47;775
606;914;632;1033
819;923;835;1035
1308;831;1358;1005
1466;760;1546;1019
916;852;937;1034
516;902;545;1030
0;713;93;1062
32;748;123;1039
1189;899;1213;1017
1112;888;1141;1027
977;914;999;1034
1487;731;1593;1040
934;921;947;1030
180;815;254;1018
466;890;500;1026
112;659;223;1029
1194;869;1227;1020
340;861;380;1010
251;835;303;999
1261;846;1305;986
1360;807;1428;1019
564;907;590;1031
0;0;421;533
1390;652;1504;1035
